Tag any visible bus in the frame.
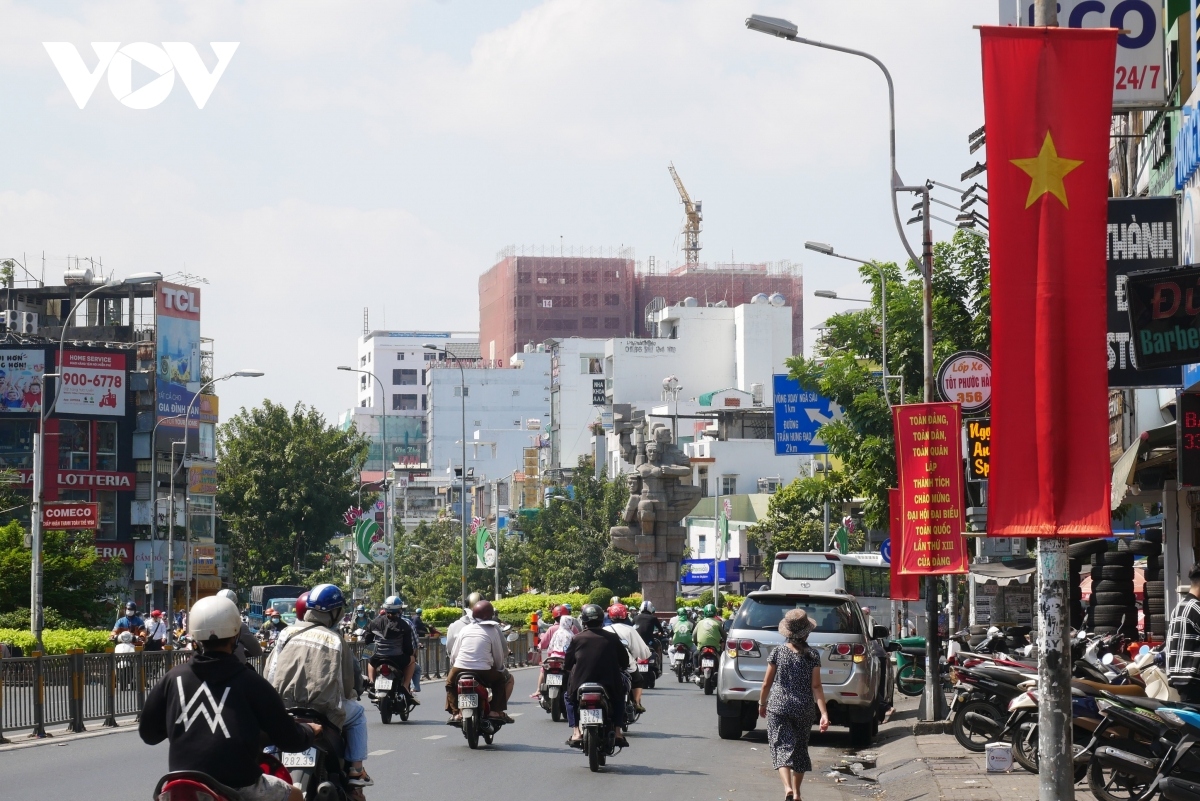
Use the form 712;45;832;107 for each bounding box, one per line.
770;551;926;636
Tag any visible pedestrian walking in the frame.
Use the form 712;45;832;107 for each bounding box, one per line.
1166;563;1200;702
759;609;829;801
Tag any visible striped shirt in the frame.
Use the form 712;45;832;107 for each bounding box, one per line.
1166;592;1200;690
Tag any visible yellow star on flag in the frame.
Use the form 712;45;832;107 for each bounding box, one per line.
1010;131;1083;209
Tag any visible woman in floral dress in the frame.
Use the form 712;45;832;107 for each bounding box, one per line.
759;609;829;801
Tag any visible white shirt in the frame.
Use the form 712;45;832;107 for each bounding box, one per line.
450;620;507;671
146;618;168;641
605;621;651;663
445;612;473;655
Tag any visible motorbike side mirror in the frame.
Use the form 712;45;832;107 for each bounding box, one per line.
872;625;890;640
1101;652;1115;666
885;641;903;652
439;636;448;647
506;631;520;643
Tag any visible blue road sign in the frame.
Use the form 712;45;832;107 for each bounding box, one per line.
1185;364;1200;389
880;538;891;565
772;374;845;455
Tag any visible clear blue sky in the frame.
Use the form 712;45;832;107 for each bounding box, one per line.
0;1;992;421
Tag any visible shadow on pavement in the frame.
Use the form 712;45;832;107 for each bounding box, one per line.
599;764;707;777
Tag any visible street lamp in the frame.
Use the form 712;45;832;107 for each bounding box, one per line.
813;290;870;303
30;271;161;648
338;365;395;596
424;344;468;609
805;241;892;405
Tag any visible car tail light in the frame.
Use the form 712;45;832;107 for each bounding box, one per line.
836;643;852;655
739;639;755;652
851;644;866;655
580;692;603;707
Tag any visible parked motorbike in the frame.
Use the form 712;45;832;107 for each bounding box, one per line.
671;644;691;683
370;660;415;724
539;656;567;722
268;708;355;800
695;646;719;695
574;682;620;772
454;671;506;749
951;663;1037;752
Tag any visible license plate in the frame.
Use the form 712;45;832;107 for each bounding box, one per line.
637;663;649;672
375;677;393;691
459;693;479;708
545;674;563;686
702;659;714;667
579;708;604;725
672;653;684;662
281;748;317;768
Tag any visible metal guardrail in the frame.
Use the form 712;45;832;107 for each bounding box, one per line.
0;632;538;740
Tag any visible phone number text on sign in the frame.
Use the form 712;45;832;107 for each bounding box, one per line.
57;351;125;416
61;371;123;388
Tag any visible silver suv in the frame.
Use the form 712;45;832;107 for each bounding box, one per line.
716;590;895;745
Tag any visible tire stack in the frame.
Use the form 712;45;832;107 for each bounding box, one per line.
1091;547;1138;637
1067;539;1107;630
1120;538;1165;639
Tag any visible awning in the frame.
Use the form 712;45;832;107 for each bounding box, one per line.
969;558;1036;585
1111;423;1175;510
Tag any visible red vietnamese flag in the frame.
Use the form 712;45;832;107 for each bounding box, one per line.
981;27;1115;537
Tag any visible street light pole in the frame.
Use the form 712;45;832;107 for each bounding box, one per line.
338;366;393;595
425;345;468;609
30;272;160;649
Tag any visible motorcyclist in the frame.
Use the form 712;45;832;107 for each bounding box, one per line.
445;592;484;653
445;600;514;724
363;595;418;705
539;604;568;655
692;603;725;670
411;608;431;638
353;604;372;631
564;603;630;748
266;584;373;788
112;601;146;643
670;607;695;665
216;589;263;665
259;610;284;637
605;603;651;714
140;595;317;801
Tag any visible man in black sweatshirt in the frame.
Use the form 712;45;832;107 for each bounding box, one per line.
140;596;319;801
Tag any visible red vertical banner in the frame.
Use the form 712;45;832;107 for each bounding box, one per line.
889;488;920;600
892;403;969;575
980;26;1116;537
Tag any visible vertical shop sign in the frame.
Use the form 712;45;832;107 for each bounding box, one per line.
892;403;969;575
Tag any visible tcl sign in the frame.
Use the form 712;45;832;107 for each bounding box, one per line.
160;286;201;315
95;543;133;564
43;502;99;530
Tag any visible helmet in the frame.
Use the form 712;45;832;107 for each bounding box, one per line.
125;601;137;612
562;604;572;613
607;603;629;622
677;607;687;619
383;595;404;613
188;596;241;642
307;584;345;613
295;592;309;621
466;591;484;608
415;608;423;615
640;600;655;614
551;604;567;621
609;596;620;605
269;609;282;619
216;589;238;605
580;604;604;628
702;604;716;618
118;631;133;644
356;604;366;613
471;600;495;621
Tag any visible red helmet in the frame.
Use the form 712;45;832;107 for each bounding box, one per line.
294;592;310;621
607;603;629;622
551;604;567;621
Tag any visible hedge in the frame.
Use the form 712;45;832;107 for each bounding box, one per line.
0;628;113;654
423;591;678;630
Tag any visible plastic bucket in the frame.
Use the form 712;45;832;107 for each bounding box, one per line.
985;742;1013;773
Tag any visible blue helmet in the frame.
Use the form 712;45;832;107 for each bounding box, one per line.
307;584;346;613
382;595;403;613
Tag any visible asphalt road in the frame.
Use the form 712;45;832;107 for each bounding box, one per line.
2;666;869;801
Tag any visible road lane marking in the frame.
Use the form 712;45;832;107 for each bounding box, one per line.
367;749;394;756
422;735;447;740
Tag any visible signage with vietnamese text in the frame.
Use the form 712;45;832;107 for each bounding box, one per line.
772;374;844;455
1126;263;1200;370
592;379;605;406
42;501;98;530
937;351;992;413
892;403;969;575
56;351;126;416
188;463;217;495
1180;390;1200;487
0;349;45;413
965;418;991;481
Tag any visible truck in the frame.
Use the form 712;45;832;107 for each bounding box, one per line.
248;584;308;631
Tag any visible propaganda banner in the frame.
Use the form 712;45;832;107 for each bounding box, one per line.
888;488;920;600
892;403;969;575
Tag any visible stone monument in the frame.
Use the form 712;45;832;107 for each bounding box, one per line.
609;404;702;614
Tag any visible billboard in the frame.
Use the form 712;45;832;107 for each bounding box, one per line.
187;462;217;494
42;501;98;530
0;349;45;413
156;282;201;429
1125;263;1200;370
680;558;740;585
57;351;125;416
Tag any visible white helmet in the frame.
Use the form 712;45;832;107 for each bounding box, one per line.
118;631;133;644
216;589;239;605
188;596;241;643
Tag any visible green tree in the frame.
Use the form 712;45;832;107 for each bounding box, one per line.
218;401;369;588
767;231;989;536
0;521;122;625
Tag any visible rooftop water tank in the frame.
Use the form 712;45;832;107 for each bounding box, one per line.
751;293;770;304
769;292;786;307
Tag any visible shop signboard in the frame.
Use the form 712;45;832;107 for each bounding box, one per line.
56;351;126;415
592;379;605;406
1000;0;1166;107
155;281;201;431
680;558;739;585
192;544;216;575
772;374;843;455
1179;390;1200;487
187;462;217;495
937;351;991;413
965;418;991;481
0;349;45;413
214;543;230;578
1108;197;1182;386
1126;263;1200;369
892;403;969;575
41;501;98;530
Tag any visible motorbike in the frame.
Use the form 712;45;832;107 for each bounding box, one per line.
454;671;506;749
645;636;663;682
575;682;620;772
267;708;355;801
951;663;1038;752
539;656;567;722
370;660;415;724
670;643;691;683
695;645;719;695
1156;707;1200;801
635;657;653;692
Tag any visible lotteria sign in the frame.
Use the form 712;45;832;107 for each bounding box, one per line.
95;543;134;563
8;470;136;489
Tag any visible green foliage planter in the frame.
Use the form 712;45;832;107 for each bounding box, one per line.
0;628;113;654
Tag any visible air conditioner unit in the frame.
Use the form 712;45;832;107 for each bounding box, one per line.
18;312;37;335
0;310;17;329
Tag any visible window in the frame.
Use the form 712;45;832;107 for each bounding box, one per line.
731;597;862;634
393;369;418;385
582;317;598;329
776;562;836;581
582;293;598;307
0;420;34;468
424;352;437;361
393;394;418;410
517;272;531;284
59;420;90;470
698;467;709;497
698;534;707;555
581;356;603;374
360;355;366;366
421;369;427;384
454;386;470;397
97;491;116;541
516;295;531;307
421;394;428;411
397;352;404;360
721;476;737;496
583;272;597;283
360;375;367;389
604;293;620;306
604;317;620;329
512;389;520;396
96;422;117;471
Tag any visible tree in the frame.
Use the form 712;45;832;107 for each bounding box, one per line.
767;231;990;535
218;401;370;589
0;521;121;625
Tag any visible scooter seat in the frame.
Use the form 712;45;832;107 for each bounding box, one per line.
1073;679;1146;697
153;771;239;800
973;666;1031;686
901;647;926;658
1100;691;1165;712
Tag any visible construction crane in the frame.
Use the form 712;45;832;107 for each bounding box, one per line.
668;162;702;266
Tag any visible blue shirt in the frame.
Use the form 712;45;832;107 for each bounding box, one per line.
115;615;145;632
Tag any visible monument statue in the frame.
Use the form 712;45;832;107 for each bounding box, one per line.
609;405;702;614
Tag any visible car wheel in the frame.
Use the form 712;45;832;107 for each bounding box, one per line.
718;714;743;740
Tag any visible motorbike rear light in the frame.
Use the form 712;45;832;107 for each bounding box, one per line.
380;664;392;676
458;678;477;691
580;692;603;706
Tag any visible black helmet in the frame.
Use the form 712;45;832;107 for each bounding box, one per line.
580;604;604;629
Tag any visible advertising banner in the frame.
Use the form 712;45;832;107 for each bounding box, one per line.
937;351;992;413
772;374;844;455
892;403;969;575
965;418;991;481
187;463;217;495
0;349;45;413
42;501;98;530
1180;391;1200;487
1126;263;1200;370
156;281;201;429
192;544;216;575
475;525;496;568
56;351;126;415
889;489;920;600
680;558;739;585
1107;197;1182;386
